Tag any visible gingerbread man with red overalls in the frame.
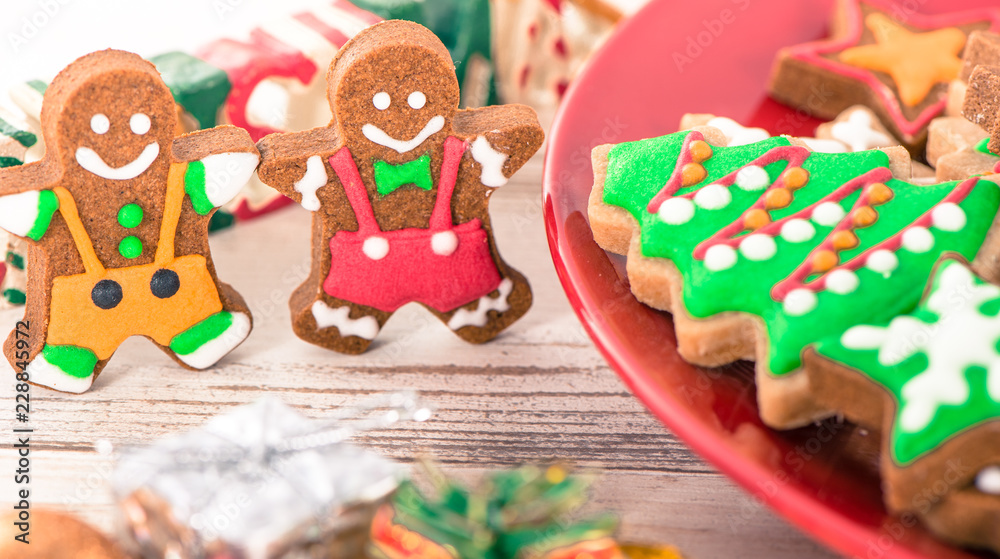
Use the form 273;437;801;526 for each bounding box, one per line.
0;50;257;392
257;20;544;353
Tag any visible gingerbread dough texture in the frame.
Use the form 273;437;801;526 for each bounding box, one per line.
257;20;543;354
0;50;257;393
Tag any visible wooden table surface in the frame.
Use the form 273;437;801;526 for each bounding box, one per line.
0;154;839;559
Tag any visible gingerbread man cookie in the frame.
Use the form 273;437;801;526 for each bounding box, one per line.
257;20;543;353
0;50;257;393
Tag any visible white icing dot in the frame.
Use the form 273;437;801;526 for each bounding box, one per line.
90;113;109;134
657;198;695;225
704;245;737;271
362;236;389;260
931;203;966;232
693;184;731;210
780;219;815;243
976;466;1000;495
130;113;151;135
372;92;391;110
735;166;770;191
408;91;426;109
866;250;898;275
784;289;818;316
901;227;934;253
739;234;777;261
812;202;846;226
431;230;458;256
825;269;860;295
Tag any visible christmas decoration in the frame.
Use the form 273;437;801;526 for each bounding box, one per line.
113;393;429;559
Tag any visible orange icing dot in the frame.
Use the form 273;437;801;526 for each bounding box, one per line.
782;167;810;190
765;188;793;210
852;206;879;228
832;230;860;251
682;163;707;186
689;140;713;163
811;250;839;273
744;209;771;231
867;183;894;205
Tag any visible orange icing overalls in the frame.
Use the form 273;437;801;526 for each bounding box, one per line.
45;164;223;360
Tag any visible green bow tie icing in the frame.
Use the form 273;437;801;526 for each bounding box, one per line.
817;260;1000;465
601;131;1000;377
373;154;433;196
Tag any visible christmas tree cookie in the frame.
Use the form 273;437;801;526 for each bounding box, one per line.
589;127;1000;428
807;260;1000;551
768;0;1000;153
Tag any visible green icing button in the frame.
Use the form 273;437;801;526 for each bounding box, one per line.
117;203;143;228
119;236;143;259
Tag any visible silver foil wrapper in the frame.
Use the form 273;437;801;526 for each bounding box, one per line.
112;396;415;559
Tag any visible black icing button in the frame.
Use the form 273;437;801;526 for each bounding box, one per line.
150;268;180;299
91;280;123;310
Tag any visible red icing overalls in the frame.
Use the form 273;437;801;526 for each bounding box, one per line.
325;136;502;312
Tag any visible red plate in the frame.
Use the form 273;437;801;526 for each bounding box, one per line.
542;1;996;557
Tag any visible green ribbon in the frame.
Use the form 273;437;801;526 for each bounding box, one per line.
374;154;433;196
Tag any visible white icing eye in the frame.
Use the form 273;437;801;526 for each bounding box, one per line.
130;113;151;135
408;91;427;109
90;114;110;135
373;92;391;110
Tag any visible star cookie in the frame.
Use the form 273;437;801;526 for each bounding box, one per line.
769;0;1000;153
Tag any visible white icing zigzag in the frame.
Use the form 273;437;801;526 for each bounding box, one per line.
312;300;380;340
294;155;328;211
448;278;514;330
471;136;509;187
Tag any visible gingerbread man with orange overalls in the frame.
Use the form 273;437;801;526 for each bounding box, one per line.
257;20;544;353
0;50;257;392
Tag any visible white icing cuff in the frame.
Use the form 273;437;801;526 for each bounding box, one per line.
202;152;260;208
0;191;43;237
471;136;509;187
175;313;251;369
26;354;93;394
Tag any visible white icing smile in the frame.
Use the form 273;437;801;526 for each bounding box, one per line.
362;115;444;154
75;143;160;181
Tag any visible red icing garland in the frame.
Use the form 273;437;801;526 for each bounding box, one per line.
772;176;979;300
645;131;704;213
687;145;812;260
